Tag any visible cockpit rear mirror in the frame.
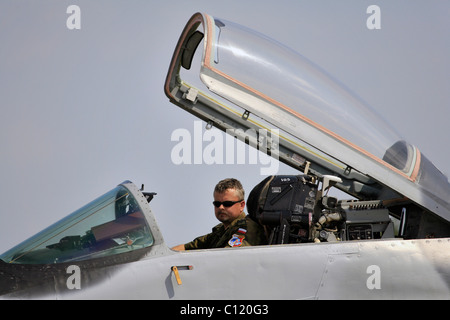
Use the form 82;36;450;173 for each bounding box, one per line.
181;30;204;70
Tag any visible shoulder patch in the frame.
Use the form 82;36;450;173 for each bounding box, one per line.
228;234;245;247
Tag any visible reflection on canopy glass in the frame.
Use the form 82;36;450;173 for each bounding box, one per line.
202;17;402;161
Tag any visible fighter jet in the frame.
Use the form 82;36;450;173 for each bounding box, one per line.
1;12;449;300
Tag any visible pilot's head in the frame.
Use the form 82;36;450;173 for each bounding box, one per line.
213;178;245;228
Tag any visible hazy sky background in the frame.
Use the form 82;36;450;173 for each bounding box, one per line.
0;1;449;253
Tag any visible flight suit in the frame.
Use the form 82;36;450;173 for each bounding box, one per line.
184;212;267;250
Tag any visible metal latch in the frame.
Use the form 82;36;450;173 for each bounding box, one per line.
171;265;194;285
182;87;199;104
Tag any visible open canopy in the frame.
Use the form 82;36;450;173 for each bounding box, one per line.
165;12;450;222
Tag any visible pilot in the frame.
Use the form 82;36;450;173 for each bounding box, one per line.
171;178;267;250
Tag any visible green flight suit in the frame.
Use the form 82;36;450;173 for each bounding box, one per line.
184;212;267;250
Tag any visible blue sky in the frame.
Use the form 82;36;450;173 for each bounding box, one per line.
0;1;449;252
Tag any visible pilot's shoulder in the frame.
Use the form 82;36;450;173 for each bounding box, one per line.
231;214;263;233
242;215;268;245
241;215;264;232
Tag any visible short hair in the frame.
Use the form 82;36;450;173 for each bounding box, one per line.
214;178;245;200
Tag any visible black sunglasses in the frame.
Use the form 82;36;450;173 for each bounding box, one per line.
212;200;243;208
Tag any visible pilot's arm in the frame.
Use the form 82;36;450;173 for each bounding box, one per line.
171;232;213;251
173;216;267;251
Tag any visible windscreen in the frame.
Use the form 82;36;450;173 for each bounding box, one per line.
0;186;154;264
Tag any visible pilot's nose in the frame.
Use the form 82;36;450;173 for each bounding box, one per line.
217;204;227;212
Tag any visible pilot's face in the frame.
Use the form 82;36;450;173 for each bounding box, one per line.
213;188;245;228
